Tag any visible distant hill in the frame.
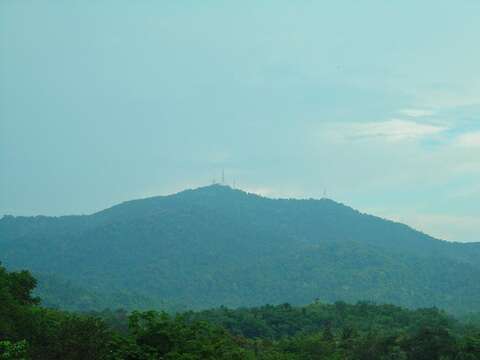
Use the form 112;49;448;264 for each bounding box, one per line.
1;184;479;314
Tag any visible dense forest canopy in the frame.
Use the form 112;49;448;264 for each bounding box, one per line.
1;264;480;359
1;185;479;314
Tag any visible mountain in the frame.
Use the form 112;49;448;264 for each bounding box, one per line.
1;184;479;314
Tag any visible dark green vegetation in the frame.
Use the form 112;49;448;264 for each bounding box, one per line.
2;265;480;359
1;185;479;314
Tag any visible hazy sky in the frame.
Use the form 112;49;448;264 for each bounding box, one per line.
1;1;479;242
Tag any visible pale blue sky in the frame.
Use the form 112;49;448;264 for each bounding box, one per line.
1;1;479;242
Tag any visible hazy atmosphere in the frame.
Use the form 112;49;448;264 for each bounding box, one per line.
2;2;480;359
1;0;479;242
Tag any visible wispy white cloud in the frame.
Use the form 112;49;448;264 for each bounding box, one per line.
332;119;448;142
395;213;479;243
399;109;435;118
244;187;275;197
243;185;307;199
454;131;480;148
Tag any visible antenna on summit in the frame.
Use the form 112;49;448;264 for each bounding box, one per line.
221;168;225;184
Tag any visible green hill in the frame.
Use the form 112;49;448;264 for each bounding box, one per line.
1;184;479;313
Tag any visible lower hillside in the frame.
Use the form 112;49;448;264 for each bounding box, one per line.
32;273;169;312
2;264;480;359
26;240;480;314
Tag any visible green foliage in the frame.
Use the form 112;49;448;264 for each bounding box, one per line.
2;263;480;359
183;301;458;341
92;302;480;360
0;340;28;360
0;265;38;340
0;264;112;359
124;311;250;359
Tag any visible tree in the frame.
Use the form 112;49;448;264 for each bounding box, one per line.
0;340;28;360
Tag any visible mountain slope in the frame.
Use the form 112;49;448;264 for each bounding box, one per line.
1;184;479;313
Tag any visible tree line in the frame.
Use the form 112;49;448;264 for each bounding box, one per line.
1;264;480;359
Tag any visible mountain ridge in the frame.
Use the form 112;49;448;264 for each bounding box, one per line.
1;184;475;245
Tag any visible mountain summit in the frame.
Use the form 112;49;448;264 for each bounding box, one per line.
1;185;479;313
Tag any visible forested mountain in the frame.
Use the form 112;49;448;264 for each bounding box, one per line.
1;184;479;313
